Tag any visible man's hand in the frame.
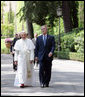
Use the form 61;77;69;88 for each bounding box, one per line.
48;52;53;57
10;52;13;55
35;57;38;62
14;61;18;65
30;60;34;64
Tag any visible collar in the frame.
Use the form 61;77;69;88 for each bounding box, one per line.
43;34;47;38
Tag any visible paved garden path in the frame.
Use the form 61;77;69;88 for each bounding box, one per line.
1;54;84;96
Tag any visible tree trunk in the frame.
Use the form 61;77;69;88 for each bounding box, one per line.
71;1;78;28
1;1;5;24
22;21;24;31
14;1;17;34
62;1;73;33
24;1;34;39
1;7;4;24
26;18;34;39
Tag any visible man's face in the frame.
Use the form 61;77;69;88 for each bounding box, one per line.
15;34;18;38
41;25;47;35
21;33;27;40
34;33;38;38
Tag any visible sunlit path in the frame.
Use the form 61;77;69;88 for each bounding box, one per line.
1;54;84;96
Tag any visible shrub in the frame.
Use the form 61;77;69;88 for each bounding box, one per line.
1;23;14;37
54;28;84;53
74;30;84;53
54;51;84;62
61;32;76;52
1;48;10;54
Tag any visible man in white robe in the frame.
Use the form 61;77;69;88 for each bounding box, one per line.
14;31;35;88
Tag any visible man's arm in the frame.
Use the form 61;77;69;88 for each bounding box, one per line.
48;36;55;57
14;50;19;65
10;42;13;53
30;49;34;64
35;37;39;61
51;36;55;53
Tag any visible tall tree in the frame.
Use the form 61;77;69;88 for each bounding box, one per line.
69;1;79;28
8;1;14;24
62;1;79;33
18;1;79;34
17;1;57;37
62;1;73;33
1;1;6;24
78;1;84;28
17;1;34;38
24;1;34;38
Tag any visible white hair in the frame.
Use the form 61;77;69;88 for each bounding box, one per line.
20;31;27;35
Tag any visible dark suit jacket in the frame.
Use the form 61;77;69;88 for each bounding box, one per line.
10;37;19;52
35;34;55;62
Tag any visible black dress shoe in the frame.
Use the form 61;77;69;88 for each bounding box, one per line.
45;84;49;87
40;84;44;88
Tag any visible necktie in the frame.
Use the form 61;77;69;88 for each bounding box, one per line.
44;35;46;46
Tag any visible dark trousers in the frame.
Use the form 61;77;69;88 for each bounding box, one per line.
12;54;17;70
39;58;52;85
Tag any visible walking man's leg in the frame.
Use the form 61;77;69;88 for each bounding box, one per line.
44;61;52;87
39;62;45;87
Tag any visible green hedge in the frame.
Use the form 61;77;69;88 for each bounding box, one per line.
54;28;84;53
54;51;84;62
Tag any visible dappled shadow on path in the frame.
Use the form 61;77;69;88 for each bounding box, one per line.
1;70;84;94
1;54;84;95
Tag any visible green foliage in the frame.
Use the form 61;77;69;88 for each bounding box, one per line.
74;30;84;53
55;31;76;52
1;39;6;49
61;32;76;52
8;2;14;23
1;48;10;54
1;1;6;23
14;1;26;33
33;23;41;35
78;1;84;28
1;23;14;37
69;1;79;28
55;28;84;53
1;2;15;37
8;11;14;24
54;51;84;62
17;1;58;26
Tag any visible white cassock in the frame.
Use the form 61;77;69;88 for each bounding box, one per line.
14;38;35;87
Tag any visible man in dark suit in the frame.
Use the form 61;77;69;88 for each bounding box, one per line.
32;33;39;68
35;25;55;88
10;33;20;71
